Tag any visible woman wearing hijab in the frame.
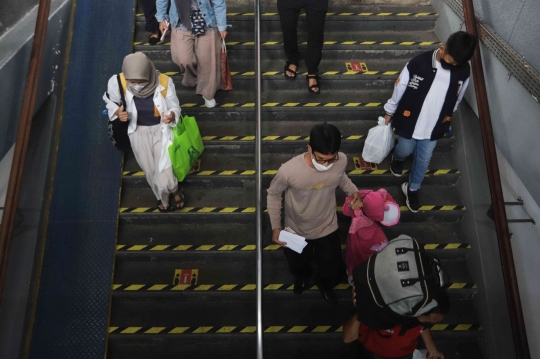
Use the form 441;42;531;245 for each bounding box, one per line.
156;0;227;108
103;52;185;211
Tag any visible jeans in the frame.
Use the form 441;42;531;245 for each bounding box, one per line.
393;136;437;191
283;230;345;290
277;0;329;74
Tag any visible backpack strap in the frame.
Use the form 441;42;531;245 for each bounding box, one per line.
117;73;127;108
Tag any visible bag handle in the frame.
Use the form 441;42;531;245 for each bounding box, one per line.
222;39;227;53
117;73;126;109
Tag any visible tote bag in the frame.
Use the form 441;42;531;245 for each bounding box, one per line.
168;114;205;182
220;39;233;90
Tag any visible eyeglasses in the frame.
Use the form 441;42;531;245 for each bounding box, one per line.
312;152;339;164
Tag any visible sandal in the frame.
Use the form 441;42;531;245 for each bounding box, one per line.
157;200;171;212
170;189;185;210
307;74;321;94
284;62;298;80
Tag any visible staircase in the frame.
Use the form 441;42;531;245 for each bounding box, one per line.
107;3;484;358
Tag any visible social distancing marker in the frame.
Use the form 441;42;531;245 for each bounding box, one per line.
173;269;198;285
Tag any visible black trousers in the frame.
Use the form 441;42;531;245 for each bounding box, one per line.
140;0;160;33
283;229;345;290
277;0;329;74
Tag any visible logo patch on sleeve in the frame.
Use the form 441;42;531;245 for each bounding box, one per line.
397;261;410;272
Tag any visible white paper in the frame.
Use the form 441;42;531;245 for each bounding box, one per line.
279;230;307;254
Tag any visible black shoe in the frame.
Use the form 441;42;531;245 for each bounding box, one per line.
148;32;161;45
294;277;308;295
390;156;404;177
401;182;419;213
315;277;338;306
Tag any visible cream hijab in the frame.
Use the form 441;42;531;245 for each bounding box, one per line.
122;52;160;98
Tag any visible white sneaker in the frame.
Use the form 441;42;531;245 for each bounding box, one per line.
203;97;216;108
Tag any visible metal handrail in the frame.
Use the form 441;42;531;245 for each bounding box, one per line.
0;0;53;302
461;1;530;358
254;0;263;356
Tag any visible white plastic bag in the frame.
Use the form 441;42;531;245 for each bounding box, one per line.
361;116;395;164
412;349;427;359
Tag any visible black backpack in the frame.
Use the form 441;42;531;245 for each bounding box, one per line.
106;74;130;151
353;234;447;330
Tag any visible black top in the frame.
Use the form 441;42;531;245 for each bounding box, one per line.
134;95;161;126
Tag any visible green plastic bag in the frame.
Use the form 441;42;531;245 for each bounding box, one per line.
168;114;204;182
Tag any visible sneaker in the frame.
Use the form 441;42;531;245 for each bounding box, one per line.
203;97;216;108
293;277;308;295
401;182;419;213
390;156;404;177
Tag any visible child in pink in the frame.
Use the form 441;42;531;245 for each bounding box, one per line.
342;188;398;281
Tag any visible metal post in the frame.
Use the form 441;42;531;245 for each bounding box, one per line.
461;1;530;358
254;0;263;356
0;0;53;302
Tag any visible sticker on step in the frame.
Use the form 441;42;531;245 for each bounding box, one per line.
354;157;377;171
189;159;201;173
173;269;199;285
345;62;368;73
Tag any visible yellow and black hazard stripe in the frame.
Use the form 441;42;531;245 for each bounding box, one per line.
109;323;481;334
115;242;470;252
137;12;437;18
180;102;384;108
120;206;464;213
134;40;440;47
160;70;401;76
113;282;476;292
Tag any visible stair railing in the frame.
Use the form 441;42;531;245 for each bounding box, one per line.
0;0;53;303
460;1;530;358
254;0;263;356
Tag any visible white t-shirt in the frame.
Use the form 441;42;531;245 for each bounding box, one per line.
412;60;451;140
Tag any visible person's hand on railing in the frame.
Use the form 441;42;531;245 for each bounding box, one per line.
114;105;129;122
271;228;287;247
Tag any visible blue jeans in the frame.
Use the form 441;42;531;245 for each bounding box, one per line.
393;136;437;190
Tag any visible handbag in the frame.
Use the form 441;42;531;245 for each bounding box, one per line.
168;114;205;182
361;116;395;164
220;39;233;90
106;73;130;151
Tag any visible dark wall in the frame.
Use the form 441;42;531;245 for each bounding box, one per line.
0;0;39;37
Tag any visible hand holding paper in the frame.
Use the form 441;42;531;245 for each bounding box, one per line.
279;230;308;254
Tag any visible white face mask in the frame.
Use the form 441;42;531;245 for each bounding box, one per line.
129;82;148;92
311;155;334;171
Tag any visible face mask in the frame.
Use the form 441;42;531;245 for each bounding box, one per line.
311;156;334;171
439;58;456;71
129;82;148;92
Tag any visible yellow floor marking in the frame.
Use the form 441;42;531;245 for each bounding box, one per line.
241;170;256;175
148;284;168;291
241;284;256;290
116;245;126;250
181;103;198;108
242;207;256;213
284;136;301;140
449;283;466;289
283;103;300;107
242;103;255;107
169;327;189;333
121;327;142;334
198;207;217;213
334;283;350;290
265;284;283;290
419;205;436;211
365;102;381;107
217;326;237;333
370;170;387;175
383;71;399;75
131;208;151;213
202;135;217;140
196;245;215;250
265;245;281;250
335;326;344;333
288;326;308;333
219;170;238;175
263;71;279;75
243;12;254;15
364;71;379;75
361;41;376;45
435;169;451;174
226;12;239;15
173;245;193;250
263;42;279;45
243;42;255;45
324;41;337;44
312;326;331;333
380;42;395;45
445;243;463;249
343;71;358;75
125;284;145;291
400;42;415;45
133;42;142;45
221;103;238;108
263;170;278;175
263;136;280;140
440;206;457;210
431;324;449;331
341;42;356;45
197;171;215;176
163;71;179;76
145;327;166;334
226;42;239;45
219;245;238;250
397;13;411;16
424;244;438;250
286;285;295;290
151;245;170;251
219;208;239;213
109;327;119;333
265;326;284;333
304;103;320;107
241;136;255;140
127;245;147;250
324;103;341;107
217;284;237;290
230;72;239;76
193;327;213;333
358;13;373;16
378;13;392;16
345;103;361;107
263;103;279;107
415;12;431;16
339;12;354;15
241;326;257;333
242;245;256;250
262;12;278;16
171;284;191;290
346;135;363;140
194;285;214;290
242;72;255;76
419;41;435;46
112;284;122;290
